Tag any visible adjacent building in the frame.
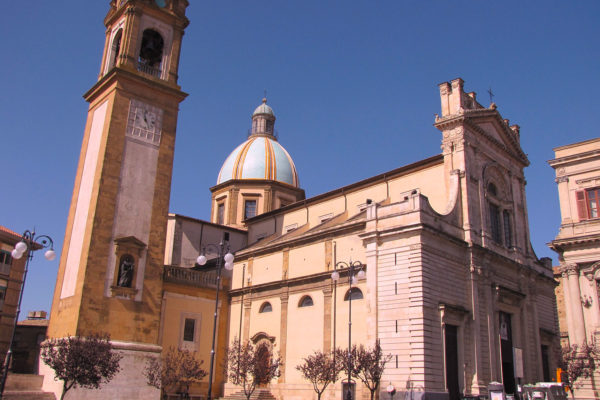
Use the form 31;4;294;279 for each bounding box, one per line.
549;138;600;399
0;226;29;372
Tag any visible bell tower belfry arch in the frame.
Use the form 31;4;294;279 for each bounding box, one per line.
44;1;189;398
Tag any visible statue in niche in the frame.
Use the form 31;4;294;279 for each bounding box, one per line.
117;254;134;288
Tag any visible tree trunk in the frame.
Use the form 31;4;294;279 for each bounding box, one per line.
60;383;67;400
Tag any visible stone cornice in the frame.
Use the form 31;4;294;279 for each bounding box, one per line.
549;232;600;252
229;267;362;298
235;219;365;260
548;148;600;169
84;67;188;105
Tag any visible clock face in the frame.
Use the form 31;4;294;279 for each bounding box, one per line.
154;0;167;7
127;100;163;145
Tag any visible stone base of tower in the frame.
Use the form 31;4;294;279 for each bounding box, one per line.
39;340;161;400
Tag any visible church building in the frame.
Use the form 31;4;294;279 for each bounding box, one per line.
42;1;559;399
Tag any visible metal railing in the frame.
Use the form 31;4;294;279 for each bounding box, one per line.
163;265;218;288
247;128;278;139
137;60;162;78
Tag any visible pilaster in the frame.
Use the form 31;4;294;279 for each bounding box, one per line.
278;292;289;383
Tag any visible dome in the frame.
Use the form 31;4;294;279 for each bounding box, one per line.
217;99;299;187
217;136;299;187
252;98;274;117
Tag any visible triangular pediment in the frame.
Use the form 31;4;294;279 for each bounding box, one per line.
465;110;529;165
114;235;146;249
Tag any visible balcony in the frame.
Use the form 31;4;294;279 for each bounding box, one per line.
163;265;219;288
137;60;162;79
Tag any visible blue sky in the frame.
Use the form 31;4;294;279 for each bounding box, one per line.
2;1;599;317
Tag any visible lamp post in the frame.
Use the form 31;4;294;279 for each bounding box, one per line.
0;230;55;398
387;382;396;399
195;232;234;400
331;260;365;400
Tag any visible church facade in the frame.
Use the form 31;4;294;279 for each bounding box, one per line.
42;1;559;399
222;79;559;400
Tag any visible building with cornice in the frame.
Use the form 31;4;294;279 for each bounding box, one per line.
43;2;559;399
219;79;559;400
549;138;600;400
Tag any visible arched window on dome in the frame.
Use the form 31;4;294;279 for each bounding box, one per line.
259;302;272;313
344;288;363;301
298;295;314;308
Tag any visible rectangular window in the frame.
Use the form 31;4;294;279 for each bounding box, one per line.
0;279;7;310
244;200;257;219
0;251;11;275
183;318;195;342
587;188;600;218
217;203;225;225
489;203;502;244
577;188;600;220
503;210;512;248
0;251;12;265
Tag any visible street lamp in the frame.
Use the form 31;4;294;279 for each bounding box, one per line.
0;229;56;398
331;259;365;400
194;232;234;400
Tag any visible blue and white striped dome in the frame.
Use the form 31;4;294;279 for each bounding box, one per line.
217;100;300;187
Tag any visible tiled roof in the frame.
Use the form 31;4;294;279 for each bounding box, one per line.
0;225;23;243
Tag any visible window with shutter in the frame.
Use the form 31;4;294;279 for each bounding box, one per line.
577;188;600;221
587;188;600;218
576;190;588;220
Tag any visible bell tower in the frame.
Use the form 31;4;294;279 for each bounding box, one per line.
44;1;189;398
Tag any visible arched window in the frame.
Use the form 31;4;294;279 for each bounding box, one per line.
487;182;502;244
138;29;164;77
298;295;313;307
344;287;363;301
259;302;272;313
110;29;123;70
487;180;512;248
117;254;135;288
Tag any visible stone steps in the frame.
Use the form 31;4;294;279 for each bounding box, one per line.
220;389;277;400
2;391;56;400
2;373;56;400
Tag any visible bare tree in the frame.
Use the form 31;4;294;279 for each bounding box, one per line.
560;343;599;399
226;338;281;400
40;333;122;400
336;341;392;400
353;341;392;400
296;350;343;400
144;347;207;399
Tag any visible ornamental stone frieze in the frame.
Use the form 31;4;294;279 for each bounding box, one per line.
581;261;600;281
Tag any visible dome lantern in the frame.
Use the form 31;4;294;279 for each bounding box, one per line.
251;98;276;136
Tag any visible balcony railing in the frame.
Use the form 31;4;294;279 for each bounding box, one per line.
163;265;219;288
247;128;278;139
137;60;162;79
